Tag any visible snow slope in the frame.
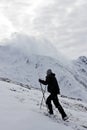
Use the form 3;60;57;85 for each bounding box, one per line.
0;80;87;130
0;43;87;102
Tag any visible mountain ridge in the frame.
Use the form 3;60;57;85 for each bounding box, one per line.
0;44;87;102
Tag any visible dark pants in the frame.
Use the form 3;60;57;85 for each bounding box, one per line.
46;94;67;119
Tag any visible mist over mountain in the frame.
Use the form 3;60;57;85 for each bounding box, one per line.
1;33;68;61
0;40;87;102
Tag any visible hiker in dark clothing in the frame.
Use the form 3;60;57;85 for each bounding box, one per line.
39;69;68;121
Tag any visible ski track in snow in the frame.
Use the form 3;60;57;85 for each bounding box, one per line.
0;80;87;130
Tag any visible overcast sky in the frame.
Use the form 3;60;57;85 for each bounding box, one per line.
0;0;87;59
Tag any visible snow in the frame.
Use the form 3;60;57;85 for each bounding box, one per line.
0;80;87;130
0;1;87;129
0;44;87;102
0;81;70;130
0;44;87;130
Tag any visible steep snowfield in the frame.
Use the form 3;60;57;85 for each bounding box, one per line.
73;56;87;88
0;43;87;102
0;80;87;130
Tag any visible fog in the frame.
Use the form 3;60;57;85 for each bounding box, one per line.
0;0;87;59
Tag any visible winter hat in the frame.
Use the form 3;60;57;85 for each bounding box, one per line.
47;69;52;75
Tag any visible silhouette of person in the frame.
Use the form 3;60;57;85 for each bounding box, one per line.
39;69;68;120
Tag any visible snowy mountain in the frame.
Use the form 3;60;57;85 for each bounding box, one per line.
0;39;87;102
0;1;87;130
73;56;87;88
0;35;87;130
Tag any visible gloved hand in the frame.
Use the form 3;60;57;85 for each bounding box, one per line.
39;79;42;83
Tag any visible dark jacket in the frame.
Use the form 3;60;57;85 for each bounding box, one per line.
39;73;60;95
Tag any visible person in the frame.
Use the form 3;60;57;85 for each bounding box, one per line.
39;69;68;121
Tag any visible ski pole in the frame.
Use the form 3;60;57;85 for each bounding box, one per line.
40;83;46;109
38;71;48;110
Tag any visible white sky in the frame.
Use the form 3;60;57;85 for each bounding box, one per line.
0;0;87;59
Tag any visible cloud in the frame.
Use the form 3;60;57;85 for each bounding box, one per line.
0;0;87;59
0;6;15;40
2;33;61;59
